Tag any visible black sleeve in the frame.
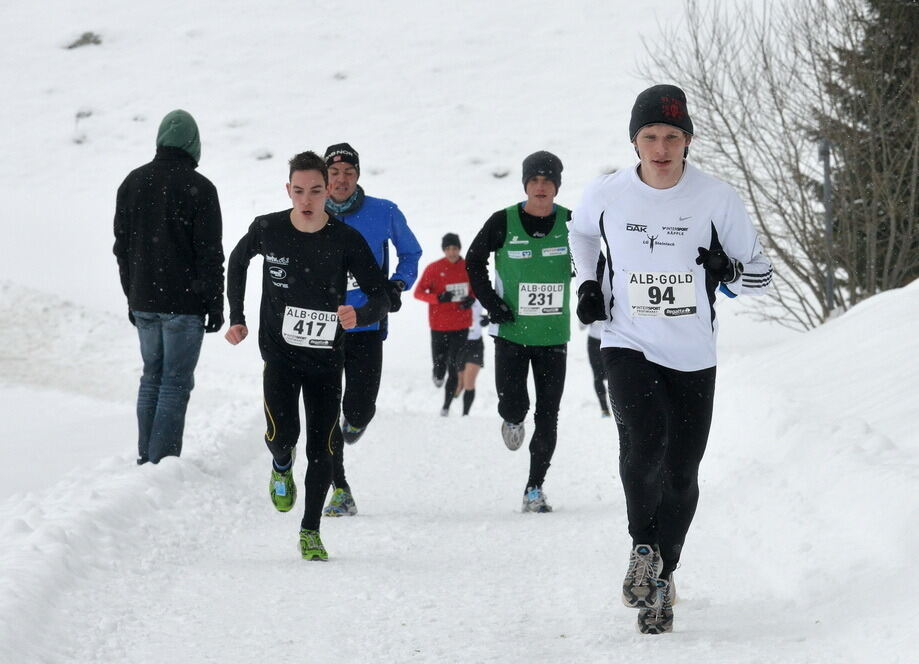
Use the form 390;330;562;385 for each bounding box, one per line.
346;228;391;327
465;210;508;313
112;177;132;298
226;221;261;326
191;177;225;312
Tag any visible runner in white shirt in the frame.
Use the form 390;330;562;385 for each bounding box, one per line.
569;84;772;635
454;299;488;415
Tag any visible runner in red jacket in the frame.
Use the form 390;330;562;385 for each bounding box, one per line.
413;233;476;415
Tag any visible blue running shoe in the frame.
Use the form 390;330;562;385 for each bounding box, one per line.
521;486;553;513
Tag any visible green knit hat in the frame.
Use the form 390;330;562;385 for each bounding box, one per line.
156;109;201;164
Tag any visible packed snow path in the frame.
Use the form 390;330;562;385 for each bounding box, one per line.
2;284;916;663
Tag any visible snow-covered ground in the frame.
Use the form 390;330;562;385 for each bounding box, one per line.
1;1;917;662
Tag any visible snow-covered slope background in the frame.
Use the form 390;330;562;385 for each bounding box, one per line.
1;1;916;662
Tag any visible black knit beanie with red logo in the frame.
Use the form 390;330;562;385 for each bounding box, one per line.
629;85;694;141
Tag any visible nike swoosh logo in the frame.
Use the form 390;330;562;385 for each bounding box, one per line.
679;216;692;221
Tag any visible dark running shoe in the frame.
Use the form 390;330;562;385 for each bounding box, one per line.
637;577;674;634
341;418;366;445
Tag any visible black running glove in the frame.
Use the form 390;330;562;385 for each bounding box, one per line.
488;299;515;324
576;280;607;325
204;309;224;333
385;280;405;313
479;314;490;327
695;247;742;284
458;295;476;309
128;309;136;327
437;290;455;303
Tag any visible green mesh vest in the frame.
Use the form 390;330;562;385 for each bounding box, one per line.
494;204;571;346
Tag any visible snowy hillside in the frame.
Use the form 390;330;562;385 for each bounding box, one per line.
1;1;917;662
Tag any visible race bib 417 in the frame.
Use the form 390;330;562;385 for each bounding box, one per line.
281;306;339;348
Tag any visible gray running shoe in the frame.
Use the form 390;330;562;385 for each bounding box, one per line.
322;488;358;517
440;407;449;417
622;544;662;608
637;577;674;634
501;421;525;450
433;372;445;388
521;486;553;513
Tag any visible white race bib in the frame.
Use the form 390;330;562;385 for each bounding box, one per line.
281;306;339;348
627;271;697;318
346;272;360;291
445;282;469;299
517;282;564;316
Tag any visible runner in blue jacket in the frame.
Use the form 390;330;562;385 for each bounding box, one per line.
322;142;422;517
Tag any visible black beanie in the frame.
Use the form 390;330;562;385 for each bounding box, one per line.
629;85;694;141
324;142;360;174
442;233;461;249
521;151;563;191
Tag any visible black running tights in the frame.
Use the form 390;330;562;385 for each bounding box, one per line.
431;329;468;409
263;361;342;531
330;330;384;490
587;335;610;414
602;347;716;578
494;337;567;489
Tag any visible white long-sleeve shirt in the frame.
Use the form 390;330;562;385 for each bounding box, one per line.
569;162;772;371
467;300;485;341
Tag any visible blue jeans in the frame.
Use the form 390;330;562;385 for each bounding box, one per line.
134;311;205;463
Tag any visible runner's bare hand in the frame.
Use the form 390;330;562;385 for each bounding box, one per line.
225;324;249;345
337;305;357;330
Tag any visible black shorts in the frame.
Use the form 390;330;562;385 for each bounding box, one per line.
458;338;485;368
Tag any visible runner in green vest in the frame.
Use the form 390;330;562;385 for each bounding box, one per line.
466;151;572;513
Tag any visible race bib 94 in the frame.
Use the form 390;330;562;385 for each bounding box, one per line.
517;282;564;316
627;272;697;317
281;306;339;348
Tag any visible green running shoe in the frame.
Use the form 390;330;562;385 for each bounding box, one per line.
269;451;297;512
299;528;328;561
322;487;358;517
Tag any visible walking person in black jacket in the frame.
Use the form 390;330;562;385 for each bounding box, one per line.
113;109;225;465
